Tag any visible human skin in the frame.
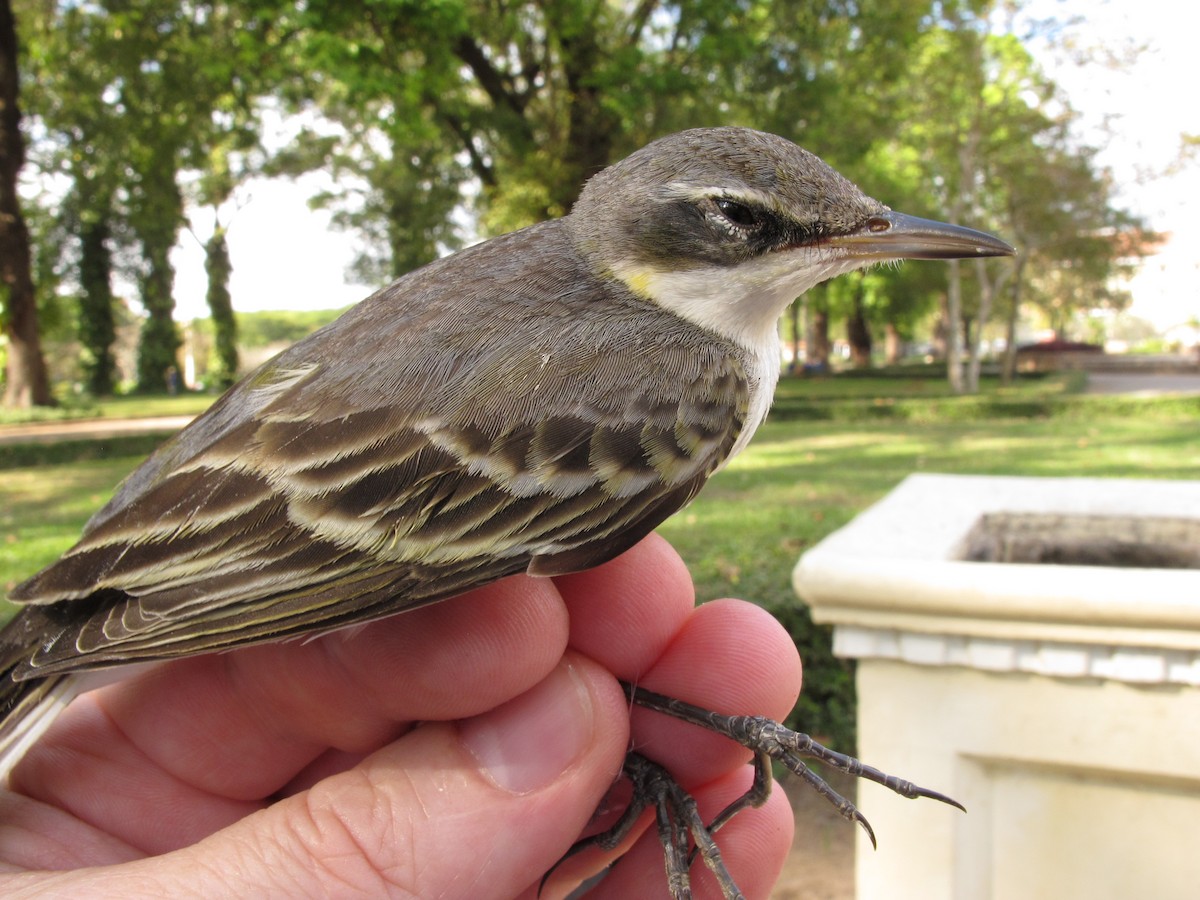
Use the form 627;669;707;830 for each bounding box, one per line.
0;534;799;899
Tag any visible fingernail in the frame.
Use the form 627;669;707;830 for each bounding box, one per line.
460;662;594;794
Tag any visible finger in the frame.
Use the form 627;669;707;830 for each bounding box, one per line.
3;654;630;899
630;598;803;787
0;789;143;873
556;532;697;678
11;573;571;852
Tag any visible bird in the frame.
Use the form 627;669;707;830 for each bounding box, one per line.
0;126;1013;897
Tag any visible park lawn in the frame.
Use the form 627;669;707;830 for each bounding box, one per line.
768;367;1084;400
0;391;218;427
1;457;137;600
656;407;1200;744
661;412;1200;609
0;366;1076;429
93;393;219;419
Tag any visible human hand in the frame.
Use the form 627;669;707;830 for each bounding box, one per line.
0;534;800;898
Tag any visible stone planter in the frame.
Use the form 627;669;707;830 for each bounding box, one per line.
793;474;1200;900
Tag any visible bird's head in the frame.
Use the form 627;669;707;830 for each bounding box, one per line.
567;127;1015;352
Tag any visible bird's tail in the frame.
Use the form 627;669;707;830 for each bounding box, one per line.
0;668;80;783
0;600;88;781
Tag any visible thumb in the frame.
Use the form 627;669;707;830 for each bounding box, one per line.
17;655;630;899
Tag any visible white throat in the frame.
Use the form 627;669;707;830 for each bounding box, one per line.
613;248;866;460
613;248;862;353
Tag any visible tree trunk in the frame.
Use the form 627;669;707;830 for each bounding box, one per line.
966;258;992;393
1001;255;1027;384
133;146;183;392
204;223;238;389
944;75;984;395
846;278;873;368
809;304;831;370
78;204;117;395
884;322;903;365
931;301;948;360
787;299;801;373
945;258;965;393
136;248;181;392
0;0;52;407
967;257;1011;392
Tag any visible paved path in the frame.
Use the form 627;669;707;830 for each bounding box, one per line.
0;415;195;446
1083;372;1200;396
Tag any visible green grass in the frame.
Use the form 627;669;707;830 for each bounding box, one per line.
654;407;1200;745
92;393;218;419
0;434;176;471
2;375;1197;750
663;413;1200;604
778;366;1085;398
1;454;144;598
0;391;218;426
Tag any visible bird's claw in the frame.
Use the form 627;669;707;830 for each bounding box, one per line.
551;751;743;900
544;685;962;898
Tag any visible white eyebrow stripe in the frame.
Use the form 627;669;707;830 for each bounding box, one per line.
660;182;789;214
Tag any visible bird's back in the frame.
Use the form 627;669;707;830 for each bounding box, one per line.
4;219;755;680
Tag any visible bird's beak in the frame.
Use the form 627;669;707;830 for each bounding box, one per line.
827;211;1016;260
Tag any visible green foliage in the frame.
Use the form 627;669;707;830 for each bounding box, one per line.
0;433;171;472
14;0;1145;402
203;226;238;389
16;0;288;393
849;9;1149;390
232;307;349;348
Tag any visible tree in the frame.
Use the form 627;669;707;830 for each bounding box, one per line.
16;0;188;395
747;0;943;372
17;1;131;395
203;221;238;389
893;12;995;392
187;1;302;387
876;5;1144;392
75;190;119;394
20;0;290;394
129;138;184;392
995;135;1148;377
0;0;52;407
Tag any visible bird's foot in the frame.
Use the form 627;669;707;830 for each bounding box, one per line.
545;684;963;899
625;683;965;851
551;751;743;900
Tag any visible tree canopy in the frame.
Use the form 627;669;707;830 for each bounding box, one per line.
1;0;1156;405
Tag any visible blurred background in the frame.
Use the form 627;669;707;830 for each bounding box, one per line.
4;0;1197;401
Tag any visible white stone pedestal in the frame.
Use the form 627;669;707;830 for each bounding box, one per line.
793;474;1200;900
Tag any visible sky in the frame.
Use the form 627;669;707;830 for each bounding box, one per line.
167;0;1199;328
1018;0;1200;330
171;172;372;321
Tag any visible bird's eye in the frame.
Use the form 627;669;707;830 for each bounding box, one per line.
714;198;761;230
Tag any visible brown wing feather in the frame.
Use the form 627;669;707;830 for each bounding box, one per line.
6;220;752;679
